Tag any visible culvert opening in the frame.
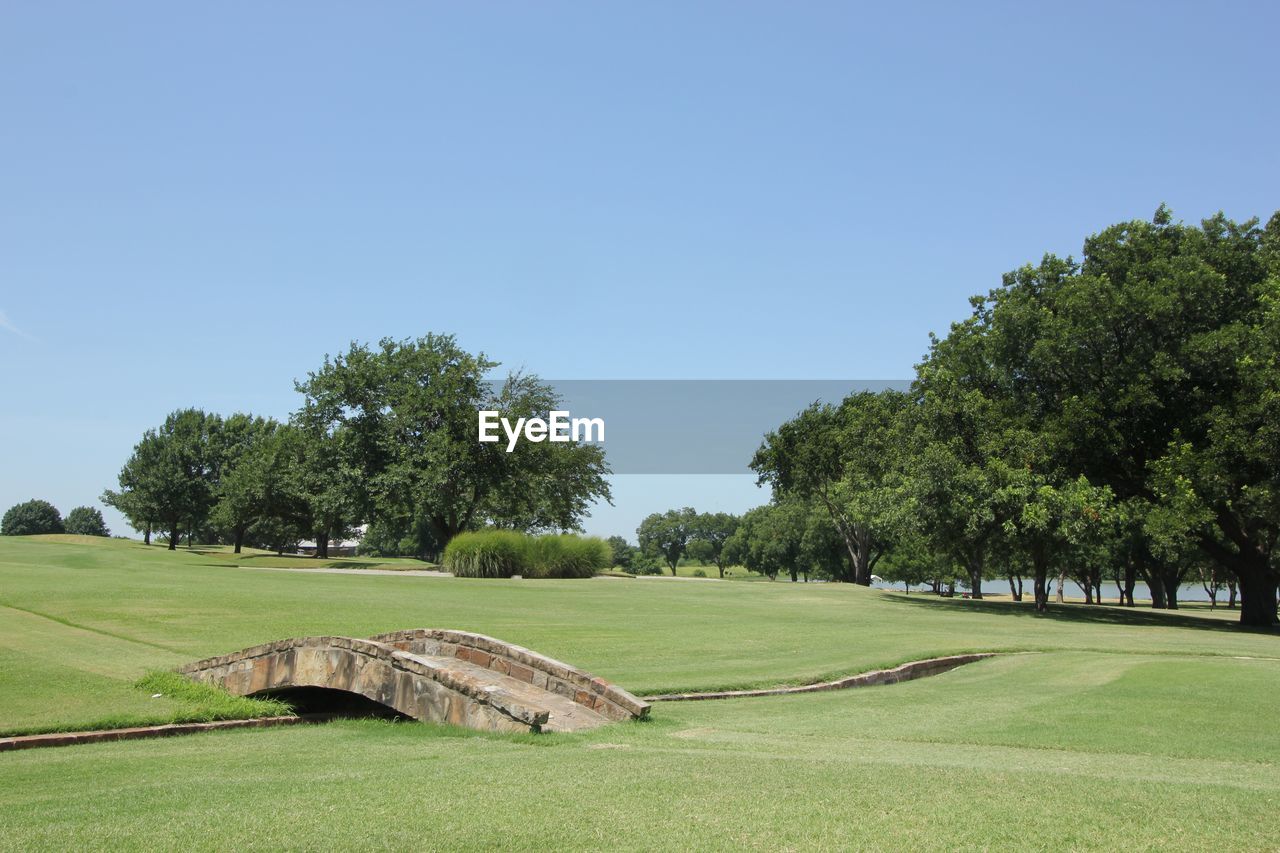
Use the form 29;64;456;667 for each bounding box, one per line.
253;687;412;721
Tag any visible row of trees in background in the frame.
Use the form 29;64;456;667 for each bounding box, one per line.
632;508;740;577
1;499;109;537
748;207;1280;627
624;506;845;583
103;335;611;558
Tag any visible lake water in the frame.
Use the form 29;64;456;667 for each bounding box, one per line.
869;578;1231;604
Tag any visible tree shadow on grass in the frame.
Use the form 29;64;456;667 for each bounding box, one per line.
179;549;398;571
880;591;1280;637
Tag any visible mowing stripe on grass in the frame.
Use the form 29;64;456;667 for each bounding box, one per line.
0;601;190;655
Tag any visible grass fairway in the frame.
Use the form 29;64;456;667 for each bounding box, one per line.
2;535;1278;849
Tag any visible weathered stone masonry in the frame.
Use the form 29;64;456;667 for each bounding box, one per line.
179;629;651;734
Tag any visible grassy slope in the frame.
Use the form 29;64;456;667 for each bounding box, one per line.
2;654;1277;850
1;535;1278;849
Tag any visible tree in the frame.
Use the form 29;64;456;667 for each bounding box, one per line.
106;409;223;550
209;418;291;553
691;512;740;578
64;506;109;537
905;372;1021;600
798;503;850;582
922;207;1280;625
722;502;808;581
684;538;714;565
999;475;1117;613
605;535;635;569
637;507;698;575
102;432;165;545
295;335;610;555
287;423;363;559
1;499;64;536
752;391;912;584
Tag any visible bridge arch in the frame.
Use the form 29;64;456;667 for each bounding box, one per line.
180;631;649;733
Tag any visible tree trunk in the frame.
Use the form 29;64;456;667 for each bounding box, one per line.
168;522;179;551
1144;567;1168;609
1120;560;1136;607
1033;569;1049;612
968;563;984;600
833;521;874;586
1056;570;1066;604
1008;574;1023;602
316;532;329;560
1162;575;1179;610
1227;580;1238;609
233;527;245;555
1234;560;1279;628
143;524;151;546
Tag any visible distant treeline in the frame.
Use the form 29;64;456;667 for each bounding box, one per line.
104;334;610;559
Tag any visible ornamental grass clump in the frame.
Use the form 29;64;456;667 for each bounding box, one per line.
525;534;611;579
442;530;531;578
443;531;610;578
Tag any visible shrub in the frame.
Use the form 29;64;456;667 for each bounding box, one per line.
525;534;611;579
631;558;664;576
443;530;530;578
444;530;610;579
1;499;64;536
64;506;110;537
606;534;635;569
692;568;707;578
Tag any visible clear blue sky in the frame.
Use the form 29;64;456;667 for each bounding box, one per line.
2;1;1276;540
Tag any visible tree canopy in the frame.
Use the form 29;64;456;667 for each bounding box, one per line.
64;506;109;537
1;499;64;536
750;206;1279;626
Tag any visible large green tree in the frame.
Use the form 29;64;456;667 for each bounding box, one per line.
936;207;1280;625
637;507;698;575
691;511;740;578
208;417;294;553
105;409;223;550
752;390;912;585
64;506;109;537
1;499;64;536
722;502;808;581
295;335;610;555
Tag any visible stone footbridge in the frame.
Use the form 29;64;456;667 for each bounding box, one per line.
180;629;650;734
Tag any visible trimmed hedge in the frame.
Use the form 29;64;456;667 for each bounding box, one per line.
444;531;611;579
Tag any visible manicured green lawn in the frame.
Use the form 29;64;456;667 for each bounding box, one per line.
1;535;1278;849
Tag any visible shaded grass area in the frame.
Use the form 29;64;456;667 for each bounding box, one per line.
180;543;437;571
1;654;1277;850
